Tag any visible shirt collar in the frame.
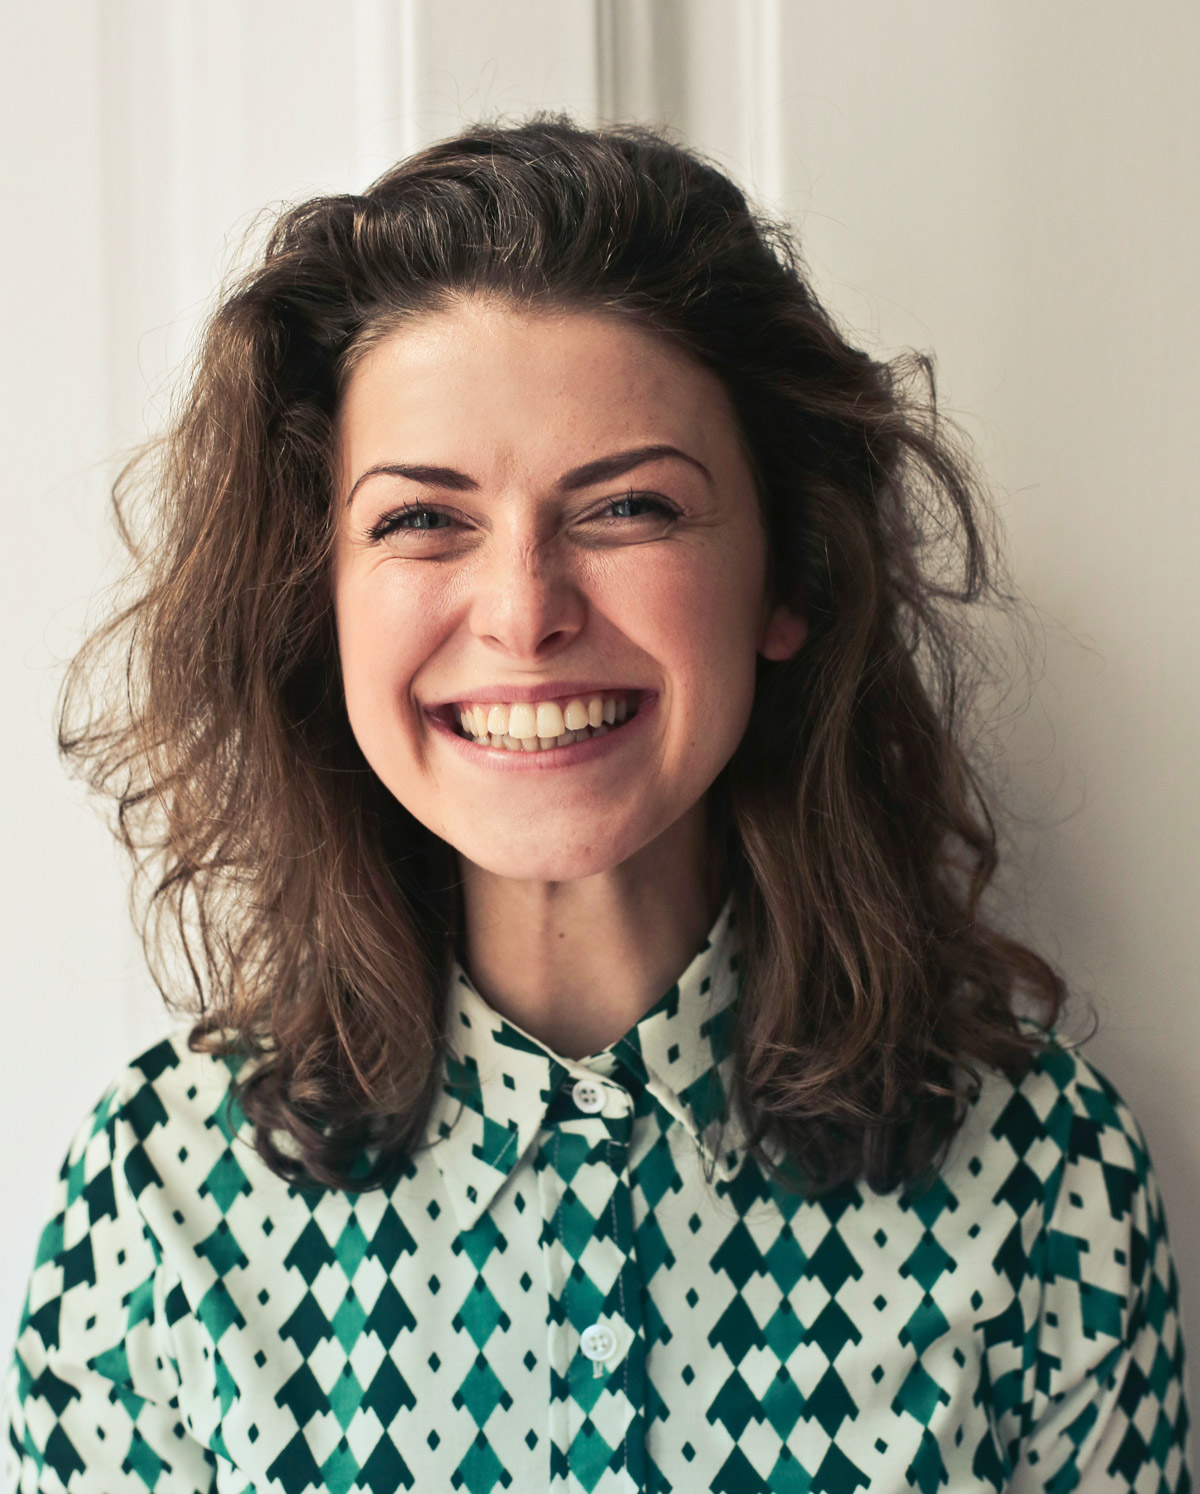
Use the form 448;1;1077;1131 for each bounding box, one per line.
422;896;747;1232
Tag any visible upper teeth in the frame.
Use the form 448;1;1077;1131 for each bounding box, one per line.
456;692;634;747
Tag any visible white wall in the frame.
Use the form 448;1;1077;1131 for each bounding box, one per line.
3;0;1196;1403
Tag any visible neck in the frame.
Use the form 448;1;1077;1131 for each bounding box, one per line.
456;801;721;1060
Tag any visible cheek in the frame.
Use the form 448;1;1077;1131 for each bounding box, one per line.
333;568;436;735
629;554;763;717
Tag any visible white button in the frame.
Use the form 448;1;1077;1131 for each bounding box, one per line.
580;1323;617;1362
571;1079;606;1114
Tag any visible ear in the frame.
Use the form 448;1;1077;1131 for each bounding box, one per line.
757;601;808;661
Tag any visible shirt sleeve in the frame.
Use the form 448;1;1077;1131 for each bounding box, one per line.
1007;1059;1190;1493
4;1081;217;1493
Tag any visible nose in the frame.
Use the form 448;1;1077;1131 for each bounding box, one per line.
468;537;587;661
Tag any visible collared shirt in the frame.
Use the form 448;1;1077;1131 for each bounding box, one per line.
5;899;1190;1492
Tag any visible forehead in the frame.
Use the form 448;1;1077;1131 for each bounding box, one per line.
334;299;747;491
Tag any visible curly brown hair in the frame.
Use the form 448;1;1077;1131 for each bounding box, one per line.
59;114;1065;1195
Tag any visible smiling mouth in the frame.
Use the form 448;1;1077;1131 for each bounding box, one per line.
446;689;642;751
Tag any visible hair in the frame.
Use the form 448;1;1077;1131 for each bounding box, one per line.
60;113;1066;1195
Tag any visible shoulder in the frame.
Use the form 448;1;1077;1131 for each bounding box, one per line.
953;1031;1164;1243
966;1032;1149;1161
11;1032;250;1362
79;1028;244;1143
61;1029;258;1223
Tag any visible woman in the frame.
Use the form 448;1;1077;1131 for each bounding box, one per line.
5;117;1189;1492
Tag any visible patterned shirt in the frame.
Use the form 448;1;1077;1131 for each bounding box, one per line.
5;899;1191;1493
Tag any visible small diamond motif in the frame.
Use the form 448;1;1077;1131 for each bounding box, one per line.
4;898;1189;1493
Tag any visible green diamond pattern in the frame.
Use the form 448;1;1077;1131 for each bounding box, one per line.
4;898;1190;1491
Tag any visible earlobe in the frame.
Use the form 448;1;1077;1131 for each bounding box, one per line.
758;604;808;661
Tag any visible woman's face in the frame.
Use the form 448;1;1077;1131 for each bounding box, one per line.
331;299;806;883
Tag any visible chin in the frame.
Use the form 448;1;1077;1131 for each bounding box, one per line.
454;826;657;885
461;850;628;885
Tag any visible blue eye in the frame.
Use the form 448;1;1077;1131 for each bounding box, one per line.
603;493;675;521
368;506;452;540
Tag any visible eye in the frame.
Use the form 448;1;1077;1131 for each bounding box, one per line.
597;492;677;523
367;505;454;541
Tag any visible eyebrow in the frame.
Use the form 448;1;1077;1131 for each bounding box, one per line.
344;443;711;507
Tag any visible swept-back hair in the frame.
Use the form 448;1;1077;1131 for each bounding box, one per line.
60;114;1065;1193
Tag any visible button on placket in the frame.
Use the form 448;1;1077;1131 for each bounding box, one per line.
541;1068;646;1487
580;1322;616;1360
571;1078;606;1114
580;1321;619;1377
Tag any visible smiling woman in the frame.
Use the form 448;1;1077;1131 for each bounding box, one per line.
332;303;805;1036
331;304;808;1060
4;118;1189;1492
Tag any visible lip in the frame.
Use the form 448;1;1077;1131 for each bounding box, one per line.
426;691;657;770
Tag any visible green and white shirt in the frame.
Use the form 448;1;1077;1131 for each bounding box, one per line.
5;900;1190;1492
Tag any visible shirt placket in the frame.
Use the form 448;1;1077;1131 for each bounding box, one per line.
537;1070;647;1493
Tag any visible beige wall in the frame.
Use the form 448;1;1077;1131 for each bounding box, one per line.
3;0;1196;1384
